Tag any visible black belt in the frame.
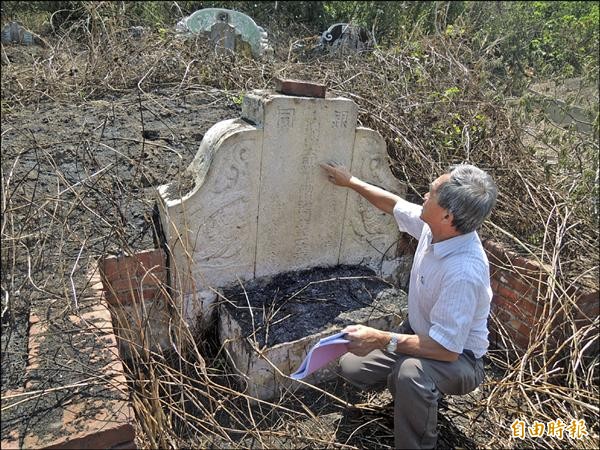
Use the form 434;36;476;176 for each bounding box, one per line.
463;349;476;359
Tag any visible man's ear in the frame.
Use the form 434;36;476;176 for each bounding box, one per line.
442;211;454;226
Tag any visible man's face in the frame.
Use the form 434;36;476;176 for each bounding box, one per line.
420;174;451;226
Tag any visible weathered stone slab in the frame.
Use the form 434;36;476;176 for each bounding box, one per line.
340;128;404;277
253;93;358;277
1;22;34;45
157;89;406;327
318;23;374;55
158;119;261;323
176;8;272;59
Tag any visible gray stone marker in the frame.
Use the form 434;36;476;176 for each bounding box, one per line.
157;85;409;400
318;23;374;55
156;87;407;328
1;22;36;45
176;8;273;59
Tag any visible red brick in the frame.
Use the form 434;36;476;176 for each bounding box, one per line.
519;298;542;317
111;286;165;306
494;295;534;320
110;290;136;306
134;248;165;271
28;423;135;450
490;278;499;292
497;293;541;318
105;274;166;295
505;273;535;296
105;277;138;294
512;255;546;273
100;251;164;283
24;313;47;376
517;320;534;337
483;239;506;260
274;78;327;98
484;239;552;280
489;265;502;279
22;295;135;449
577;291;599;316
1;390;24;450
497;284;520;302
137;269;167;287
513;332;531;350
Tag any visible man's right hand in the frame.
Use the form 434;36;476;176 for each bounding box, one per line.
320;161;353;187
321;160;400;215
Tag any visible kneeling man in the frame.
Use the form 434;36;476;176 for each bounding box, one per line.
321;162;497;449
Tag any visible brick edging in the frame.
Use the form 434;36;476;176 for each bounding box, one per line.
483;238;598;351
6;270;137;449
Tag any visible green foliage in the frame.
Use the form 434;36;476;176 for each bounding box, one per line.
466;1;599;84
321;1;468;45
3;0;597;84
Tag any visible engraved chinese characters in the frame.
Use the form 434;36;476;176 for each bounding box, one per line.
254;96;356;277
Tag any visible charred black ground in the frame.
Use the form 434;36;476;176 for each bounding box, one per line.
220;264;407;348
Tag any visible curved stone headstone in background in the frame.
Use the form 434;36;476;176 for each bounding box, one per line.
1;21;41;46
318;23;374;55
176;8;273;59
157;88;406;327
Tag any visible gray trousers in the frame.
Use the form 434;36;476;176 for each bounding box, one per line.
338;321;485;449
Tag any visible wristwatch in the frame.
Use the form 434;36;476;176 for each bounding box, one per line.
386;332;398;353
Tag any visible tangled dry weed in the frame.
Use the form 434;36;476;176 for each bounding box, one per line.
1;6;598;449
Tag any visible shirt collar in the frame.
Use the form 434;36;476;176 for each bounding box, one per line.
431;231;476;258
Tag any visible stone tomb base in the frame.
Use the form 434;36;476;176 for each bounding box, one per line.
218;265;407;400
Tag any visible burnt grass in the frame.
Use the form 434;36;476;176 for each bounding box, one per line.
1;41;239;444
221;264;406;348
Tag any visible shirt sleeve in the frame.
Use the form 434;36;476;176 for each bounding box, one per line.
393;198;424;240
428;277;480;354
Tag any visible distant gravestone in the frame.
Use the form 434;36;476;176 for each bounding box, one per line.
318;23;374;55
1;22;36;45
156;81;407;328
176;8;273;59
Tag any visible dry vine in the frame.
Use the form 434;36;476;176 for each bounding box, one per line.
1;5;598;449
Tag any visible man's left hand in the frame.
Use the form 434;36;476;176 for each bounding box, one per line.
343;324;388;357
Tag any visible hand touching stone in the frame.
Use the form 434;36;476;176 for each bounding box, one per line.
320;161;353;187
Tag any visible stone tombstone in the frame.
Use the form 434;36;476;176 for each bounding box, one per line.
210;21;236;55
157;89;405;327
1;21;34;45
176;8;273;59
319;23;374;55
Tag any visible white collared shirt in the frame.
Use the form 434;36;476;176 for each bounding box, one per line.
393;198;492;358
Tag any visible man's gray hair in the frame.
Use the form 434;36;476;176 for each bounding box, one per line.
437;164;497;234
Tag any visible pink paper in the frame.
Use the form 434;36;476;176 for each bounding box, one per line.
290;332;349;380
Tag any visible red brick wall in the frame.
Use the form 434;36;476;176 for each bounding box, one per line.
100;249;168;305
483;239;598;351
